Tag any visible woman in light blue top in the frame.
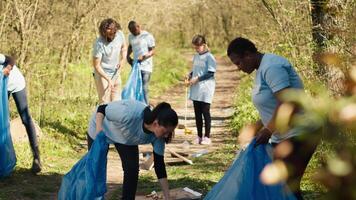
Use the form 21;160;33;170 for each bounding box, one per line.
186;35;217;145
227;37;320;200
88;100;178;200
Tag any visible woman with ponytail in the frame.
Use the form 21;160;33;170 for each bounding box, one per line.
87;99;178;200
185;35;217;145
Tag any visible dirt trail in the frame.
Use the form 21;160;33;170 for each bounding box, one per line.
105;55;240;198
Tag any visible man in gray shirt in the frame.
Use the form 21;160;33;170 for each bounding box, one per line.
93;18;127;104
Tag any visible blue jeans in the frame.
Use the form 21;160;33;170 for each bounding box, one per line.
141;71;151;104
9;88;40;159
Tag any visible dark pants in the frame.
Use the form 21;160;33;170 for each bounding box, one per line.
87;135;139;200
141;71;151;104
272;134;320;200
193;101;211;138
9;88;40;160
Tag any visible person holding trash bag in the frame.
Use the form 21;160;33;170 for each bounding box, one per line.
126;21;155;104
185;35;217;145
0;53;42;174
227;37;320;200
92;18;127;104
87;100;178;200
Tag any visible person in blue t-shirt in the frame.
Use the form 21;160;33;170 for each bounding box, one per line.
227;37;320;200
126;21;155;104
186;35;216;145
87;100;178;200
1;53;42;174
92;18;127;104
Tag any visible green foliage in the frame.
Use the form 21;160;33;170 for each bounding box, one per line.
229;75;259;134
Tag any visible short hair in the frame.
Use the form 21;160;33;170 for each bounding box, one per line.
227;37;257;57
192;35;206;46
99;18;121;38
128;20;138;31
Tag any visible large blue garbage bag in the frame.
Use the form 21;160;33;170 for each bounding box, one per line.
58;132;109;200
121;62;146;104
0;72;17;178
204;139;295;200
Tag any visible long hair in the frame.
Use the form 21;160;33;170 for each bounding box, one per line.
98;18;121;38
144;102;178;143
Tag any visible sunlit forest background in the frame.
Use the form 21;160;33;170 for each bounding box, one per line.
0;0;355;199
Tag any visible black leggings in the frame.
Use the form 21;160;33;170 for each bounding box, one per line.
87;135;139;200
9;88;39;159
193;101;211;138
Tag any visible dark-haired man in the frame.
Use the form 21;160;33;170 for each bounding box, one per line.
93;18;127;104
126;21;155;104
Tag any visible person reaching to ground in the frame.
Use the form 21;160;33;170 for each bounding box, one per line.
186;35;217;145
0;53;42;174
87;100;178;200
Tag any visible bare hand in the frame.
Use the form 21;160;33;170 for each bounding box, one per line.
255;127;272;147
2;67;11;76
189;77;199;85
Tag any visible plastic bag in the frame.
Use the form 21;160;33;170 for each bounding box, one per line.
121;62;146;104
0;72;17;178
58;132;109;200
204;139;295;200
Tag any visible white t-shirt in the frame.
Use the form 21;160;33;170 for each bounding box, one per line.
128;31;155;72
0;54;26;93
93;31;126;76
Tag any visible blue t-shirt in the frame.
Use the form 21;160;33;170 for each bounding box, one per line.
128;31;155;72
252;54;304;143
88;100;165;155
92;31;126;76
189;52;217;104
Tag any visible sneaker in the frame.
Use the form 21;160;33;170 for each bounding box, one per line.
31;158;42;174
201;137;212;145
194;137;202;145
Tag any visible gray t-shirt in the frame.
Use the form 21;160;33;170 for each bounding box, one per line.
93;31;126;76
252;53;304;143
189;52;217;104
0;54;25;93
128;31;155;72
88;100;165;155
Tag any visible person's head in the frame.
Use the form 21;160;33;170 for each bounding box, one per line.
227;37;260;74
99;18;121;42
192;34;207;54
144;102;178;143
128;21;141;36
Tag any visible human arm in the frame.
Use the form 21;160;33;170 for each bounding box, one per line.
118;42;127;70
93;57;113;89
95;104;107;134
153;151;170;199
126;44;133;66
138;46;155;62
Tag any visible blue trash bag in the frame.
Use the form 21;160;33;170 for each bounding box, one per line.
121;62;146;104
204;139;296;200
0;72;17;178
58;132;109;200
